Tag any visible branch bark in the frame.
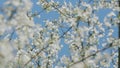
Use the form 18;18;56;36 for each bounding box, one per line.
67;43;113;68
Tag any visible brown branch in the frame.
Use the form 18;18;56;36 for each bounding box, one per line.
68;43;113;68
23;24;73;67
23;44;49;67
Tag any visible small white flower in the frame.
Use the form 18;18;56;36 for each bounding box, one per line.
36;2;40;5
107;12;116;17
108;29;114;36
61;55;70;65
105;22;111;27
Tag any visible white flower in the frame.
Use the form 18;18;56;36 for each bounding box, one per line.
107;12;116;17
107;37;114;43
61;55;70;65
105;22;111;27
70;62;85;68
108;29;114;36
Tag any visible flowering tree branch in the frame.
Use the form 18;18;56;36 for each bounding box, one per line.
68;43;113;68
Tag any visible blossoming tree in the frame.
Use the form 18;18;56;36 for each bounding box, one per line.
0;0;120;68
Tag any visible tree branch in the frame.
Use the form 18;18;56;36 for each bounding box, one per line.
68;43;113;68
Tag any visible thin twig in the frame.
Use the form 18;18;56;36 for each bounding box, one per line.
68;43;113;68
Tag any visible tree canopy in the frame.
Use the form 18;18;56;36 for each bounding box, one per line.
0;0;120;68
